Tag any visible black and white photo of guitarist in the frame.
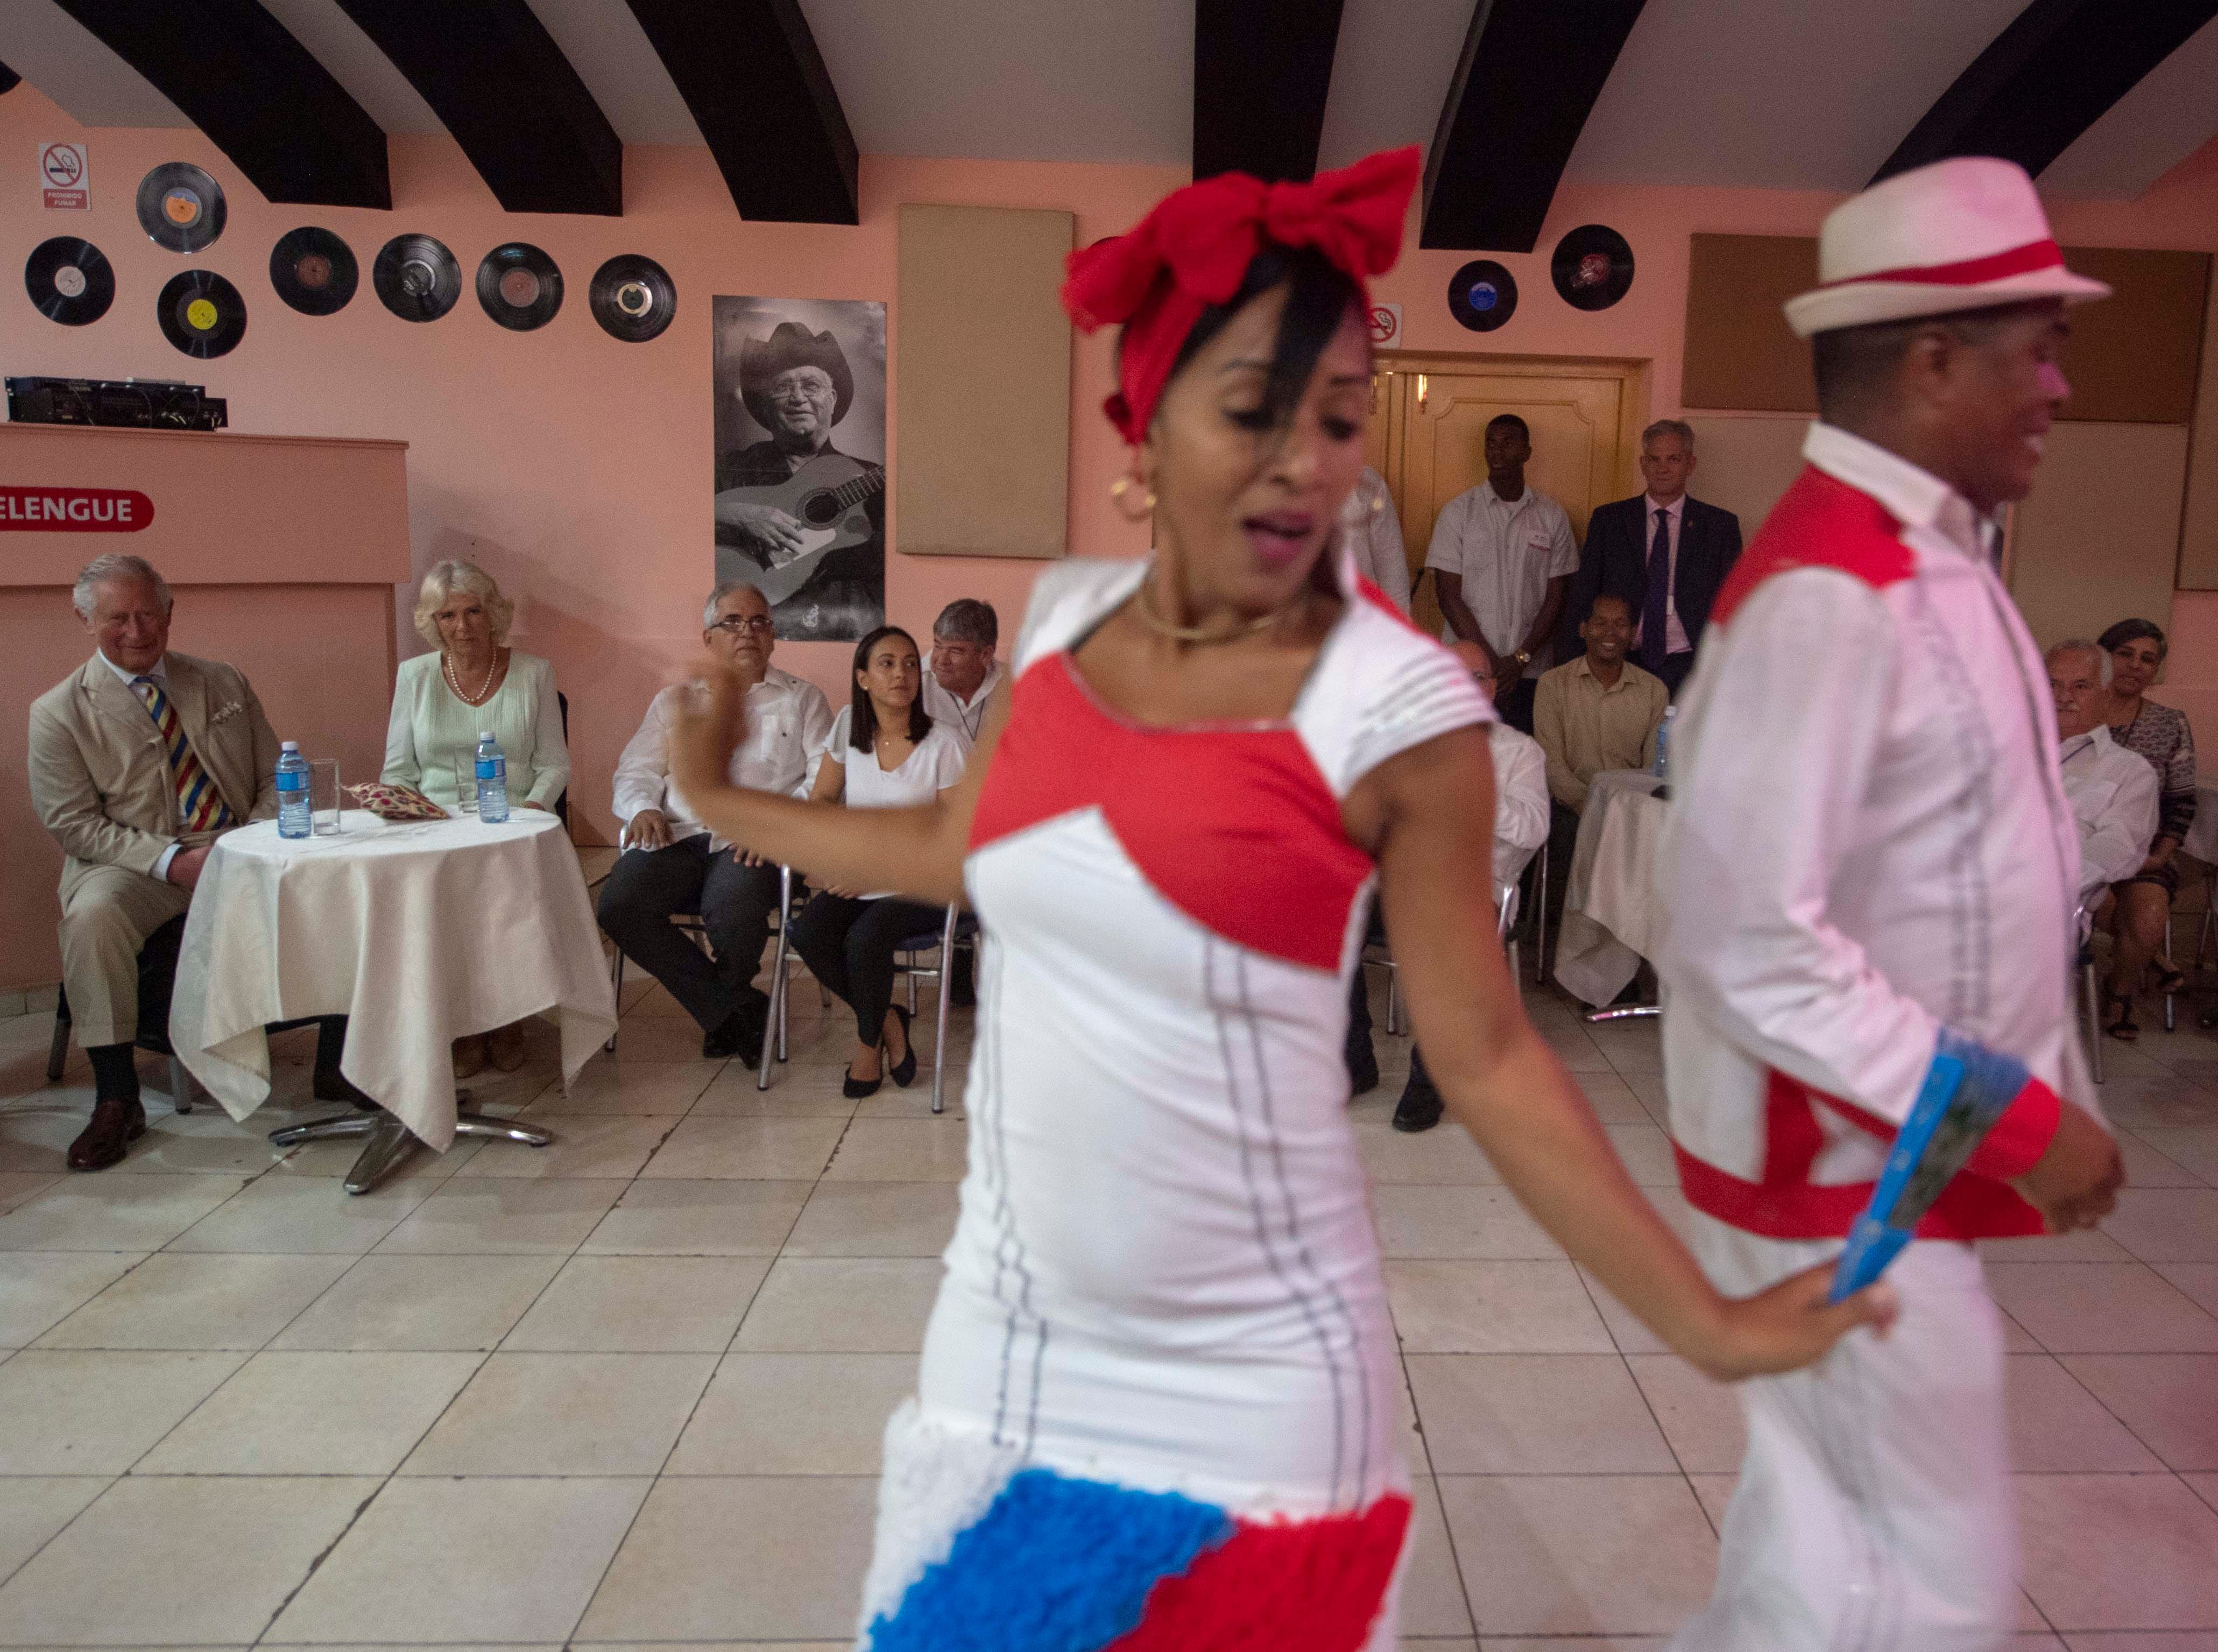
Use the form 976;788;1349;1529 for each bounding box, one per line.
715;318;886;640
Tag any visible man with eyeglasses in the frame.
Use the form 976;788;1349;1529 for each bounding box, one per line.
601;581;833;1061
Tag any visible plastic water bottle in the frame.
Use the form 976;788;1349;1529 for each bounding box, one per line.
474;731;510;823
1652;705;1677;781
276;742;311;838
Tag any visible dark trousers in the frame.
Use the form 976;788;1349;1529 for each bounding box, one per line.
597;836;786;1034
790;892;942;1045
1545;801;1581;926
1650;649;1696;700
1496;675;1538;734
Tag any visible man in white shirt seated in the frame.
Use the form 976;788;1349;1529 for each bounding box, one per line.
1341;465;1412;616
1423;413;1579;733
599;582;832;1061
1380;642;1552;1132
2050;638;2157;912
921;598;1003;743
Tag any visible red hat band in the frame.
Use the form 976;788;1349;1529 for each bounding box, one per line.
1815;237;2066;292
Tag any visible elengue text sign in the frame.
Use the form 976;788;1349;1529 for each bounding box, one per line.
0;486;154;532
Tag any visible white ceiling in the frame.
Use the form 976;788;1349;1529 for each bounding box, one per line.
6;0;2216;201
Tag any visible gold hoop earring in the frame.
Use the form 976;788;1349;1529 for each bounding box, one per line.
1110;476;1156;523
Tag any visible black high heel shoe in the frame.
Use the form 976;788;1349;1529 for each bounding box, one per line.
886;1005;918;1089
843;1063;882;1099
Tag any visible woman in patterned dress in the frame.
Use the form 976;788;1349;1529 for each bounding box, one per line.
667;149;1889;1652
2100;617;2196;1039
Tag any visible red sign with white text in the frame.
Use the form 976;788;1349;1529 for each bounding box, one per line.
0;486;154;532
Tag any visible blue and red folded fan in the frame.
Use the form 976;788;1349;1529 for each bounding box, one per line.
1829;1030;2031;1302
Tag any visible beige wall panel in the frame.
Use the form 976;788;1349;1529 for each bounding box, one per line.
1680;413;1812;539
896;203;1073;560
2009;422;2187;652
2181;269;2218;590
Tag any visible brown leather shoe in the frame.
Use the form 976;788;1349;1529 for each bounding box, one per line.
68;1096;147;1171
452;1034;489;1081
486;1020;527;1072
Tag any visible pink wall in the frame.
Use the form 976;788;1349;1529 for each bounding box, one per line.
8;75;2218;985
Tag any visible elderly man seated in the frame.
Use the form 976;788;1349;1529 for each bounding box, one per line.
1380;642;1552;1132
29;554;359;1169
2050;638;2158;912
601;582;832;1062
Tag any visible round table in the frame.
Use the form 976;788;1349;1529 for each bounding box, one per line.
169;809;617;1191
1552;769;1668;1013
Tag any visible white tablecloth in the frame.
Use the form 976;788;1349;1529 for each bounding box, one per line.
2182;785;2218;865
171;810;617;1149
1553;770;1668;1007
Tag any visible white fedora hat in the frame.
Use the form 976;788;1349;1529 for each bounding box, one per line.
1785;156;2109;338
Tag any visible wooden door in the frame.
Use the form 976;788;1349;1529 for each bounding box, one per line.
1367;355;1645;636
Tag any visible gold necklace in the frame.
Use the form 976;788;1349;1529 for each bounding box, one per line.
444;647;499;705
1132;570;1294;645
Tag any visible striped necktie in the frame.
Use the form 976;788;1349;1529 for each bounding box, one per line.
131;675;233;832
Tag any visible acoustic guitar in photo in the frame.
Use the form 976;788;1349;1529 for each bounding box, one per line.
714;453;885;607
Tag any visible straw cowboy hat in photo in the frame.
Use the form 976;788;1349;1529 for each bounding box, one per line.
1785;156;2110;338
739;321;855;429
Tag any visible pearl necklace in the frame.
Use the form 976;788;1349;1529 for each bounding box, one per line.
444;647;500;706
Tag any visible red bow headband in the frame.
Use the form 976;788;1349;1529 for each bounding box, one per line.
1061;146;1421;446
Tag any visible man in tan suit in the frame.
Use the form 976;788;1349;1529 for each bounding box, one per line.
29;553;284;1168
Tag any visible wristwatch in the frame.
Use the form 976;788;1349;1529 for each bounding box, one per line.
1512;649;1532;666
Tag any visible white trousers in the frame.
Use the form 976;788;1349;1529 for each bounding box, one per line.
1669;1213;2018;1652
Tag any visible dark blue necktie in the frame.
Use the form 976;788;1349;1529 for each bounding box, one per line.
1642;506;1671;672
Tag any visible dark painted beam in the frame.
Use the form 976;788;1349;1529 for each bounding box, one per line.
623;0;857;224
41;0;387;207
1193;0;1346;182
0;57;21;96
335;0;622;216
1422;0;1646;252
1875;0;2218;184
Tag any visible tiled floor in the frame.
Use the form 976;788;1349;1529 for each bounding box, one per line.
2;968;2216;1649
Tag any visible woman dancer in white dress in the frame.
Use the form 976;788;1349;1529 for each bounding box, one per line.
668;147;1889;1652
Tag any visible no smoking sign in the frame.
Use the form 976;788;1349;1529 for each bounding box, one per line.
40;143;89;210
1367;302;1402;349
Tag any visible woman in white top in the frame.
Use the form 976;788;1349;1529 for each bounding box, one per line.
382;559;571;1076
793;625;968;1097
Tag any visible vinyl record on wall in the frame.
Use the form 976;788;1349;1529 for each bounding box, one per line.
588;253;676;342
1447;259;1517;332
372;234;462;322
1551;224;1635;311
157;269;246;358
270;226;359;316
136;162;227;253
477;242;563;331
26;236;115;326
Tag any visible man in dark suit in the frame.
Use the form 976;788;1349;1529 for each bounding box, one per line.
1562;419;1742;698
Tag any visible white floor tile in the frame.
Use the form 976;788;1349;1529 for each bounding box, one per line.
501;1255;771;1353
401;1351;716;1475
1406;1354;1675;1473
1383;1261;1615;1354
372;1176;630;1254
0;1176;242;1253
576;1178;811;1256
1439;1474;1717;1636
781;1182;960;1258
0;1350;245;1474
32;1253;351;1351
733;1259;943;1353
2017;1474;2218;1630
270;1254;562;1352
0;1480;108;1587
665;1352;914;1476
163;1173;433;1255
637;1116;847;1181
133;1350;483;1475
0;1255;144;1348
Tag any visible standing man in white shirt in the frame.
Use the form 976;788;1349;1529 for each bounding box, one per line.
599;581;832;1061
1656;158;2124;1650
920;598;1003;743
1424;413;1578;732
2050;638;2158;907
1341;465;1412;616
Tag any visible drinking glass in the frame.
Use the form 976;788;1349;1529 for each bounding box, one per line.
310;759;343;835
452;743;478;813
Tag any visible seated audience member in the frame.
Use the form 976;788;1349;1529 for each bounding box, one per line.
2050;640;2157;913
1560;420;1742;697
2098;617;2196;1040
792;626;970;1097
1383;643;1551;1133
922;598;1002;742
600;582;832;1062
384;559;571;1076
27;554;355;1169
1341;465;1412;616
1533;594;1668;814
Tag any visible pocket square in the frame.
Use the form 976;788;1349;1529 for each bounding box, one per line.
206;701;245;727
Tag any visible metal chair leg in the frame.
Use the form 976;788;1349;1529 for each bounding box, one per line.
933;905;957;1115
46;1004;70;1084
1383;960;1401;1036
1532;838;1550;985
2165;913;2179;1033
2083;957;2104;1084
605;947;624;1054
759;866;790;1091
166;1055;195;1114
